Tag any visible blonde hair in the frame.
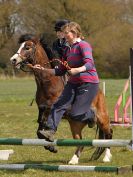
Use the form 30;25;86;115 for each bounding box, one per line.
61;22;84;39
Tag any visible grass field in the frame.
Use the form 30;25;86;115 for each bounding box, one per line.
0;77;132;177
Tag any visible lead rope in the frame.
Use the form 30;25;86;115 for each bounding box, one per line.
26;59;71;70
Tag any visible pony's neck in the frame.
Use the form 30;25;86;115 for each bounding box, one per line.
35;43;52;69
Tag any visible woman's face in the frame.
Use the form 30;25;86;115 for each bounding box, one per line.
63;30;77;44
56;31;64;39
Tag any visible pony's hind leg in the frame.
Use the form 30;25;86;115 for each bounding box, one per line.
102;128;113;162
90;107;113;161
90;90;113;162
68;120;86;165
93;113;113;162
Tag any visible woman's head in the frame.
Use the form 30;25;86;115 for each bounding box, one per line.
62;22;83;38
54;19;70;32
61;22;84;44
54;19;70;39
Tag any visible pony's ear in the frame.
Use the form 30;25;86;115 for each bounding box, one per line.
31;37;40;44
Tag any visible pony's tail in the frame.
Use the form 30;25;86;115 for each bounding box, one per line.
89;127;105;161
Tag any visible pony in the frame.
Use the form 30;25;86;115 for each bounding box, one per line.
10;34;113;165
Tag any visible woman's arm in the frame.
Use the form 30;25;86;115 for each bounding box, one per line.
33;64;55;75
68;65;86;75
33;64;67;76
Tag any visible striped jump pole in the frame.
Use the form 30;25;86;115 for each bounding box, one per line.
0;138;131;147
0;163;132;174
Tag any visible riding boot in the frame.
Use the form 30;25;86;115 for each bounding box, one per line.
37;123;57;153
38;129;55;142
39;128;57;153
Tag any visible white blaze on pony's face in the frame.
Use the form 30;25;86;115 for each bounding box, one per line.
10;42;26;69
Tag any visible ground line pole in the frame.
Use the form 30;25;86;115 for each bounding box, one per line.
130;48;133;150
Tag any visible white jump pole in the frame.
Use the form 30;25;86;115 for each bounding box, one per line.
0;163;131;173
0;138;131;147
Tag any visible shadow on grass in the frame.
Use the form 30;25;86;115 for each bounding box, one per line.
16;159;69;164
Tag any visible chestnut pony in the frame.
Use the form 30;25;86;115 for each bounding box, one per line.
10;34;113;165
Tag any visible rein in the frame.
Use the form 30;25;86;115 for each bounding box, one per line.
24;58;71;71
20;62;33;72
42;59;71;70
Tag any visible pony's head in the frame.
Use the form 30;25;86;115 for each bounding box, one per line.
10;34;38;69
10;33;53;69
10;40;38;69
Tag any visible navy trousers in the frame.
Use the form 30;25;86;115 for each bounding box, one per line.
46;82;99;131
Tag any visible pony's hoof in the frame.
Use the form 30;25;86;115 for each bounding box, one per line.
44;146;58;153
103;153;112;162
68;155;79;165
68;159;78;165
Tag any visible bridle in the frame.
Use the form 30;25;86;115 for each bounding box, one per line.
15;42;37;72
16;41;71;72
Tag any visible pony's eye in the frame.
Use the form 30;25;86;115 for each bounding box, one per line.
25;46;30;50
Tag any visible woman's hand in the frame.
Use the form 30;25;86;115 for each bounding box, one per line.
33;64;44;70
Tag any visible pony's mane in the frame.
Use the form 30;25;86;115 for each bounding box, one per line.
39;33;54;60
18;33;54;60
18;34;35;44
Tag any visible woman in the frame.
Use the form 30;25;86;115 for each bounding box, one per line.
52;19;70;60
34;22;99;142
52;19;70;84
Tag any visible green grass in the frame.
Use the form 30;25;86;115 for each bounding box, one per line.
0;77;132;177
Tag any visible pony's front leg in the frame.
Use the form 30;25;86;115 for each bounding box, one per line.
68;120;85;165
37;105;57;153
37;105;46;132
